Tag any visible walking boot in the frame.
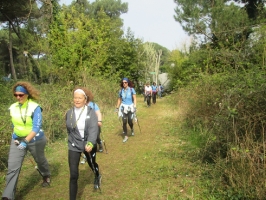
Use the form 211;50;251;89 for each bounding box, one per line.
94;174;102;189
42;175;51;187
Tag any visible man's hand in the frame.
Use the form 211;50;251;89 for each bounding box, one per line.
17;141;27;150
115;108;119;113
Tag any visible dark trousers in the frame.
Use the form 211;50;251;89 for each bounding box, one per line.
152;92;157;104
122;112;134;135
69;147;99;200
146;95;151;106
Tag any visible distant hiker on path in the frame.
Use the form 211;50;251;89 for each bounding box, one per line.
145;82;152;107
151;82;158;104
158;83;163;99
116;78;137;143
143;83;147;102
2;81;51;200
65;87;102;199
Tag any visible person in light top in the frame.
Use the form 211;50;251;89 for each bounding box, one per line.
65;87;101;199
145;82;152;107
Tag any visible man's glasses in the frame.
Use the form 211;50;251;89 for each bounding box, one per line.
14;94;25;97
123;82;128;84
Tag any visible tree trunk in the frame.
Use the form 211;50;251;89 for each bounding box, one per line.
155;50;162;85
8;23;17;81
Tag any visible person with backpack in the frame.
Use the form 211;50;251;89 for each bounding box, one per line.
2;82;51;200
145;82;152;107
115;78;137;143
151;82;158;104
80;90;103;164
65;87;101;199
158;83;163;99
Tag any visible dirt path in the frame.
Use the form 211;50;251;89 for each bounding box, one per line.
2;95;204;200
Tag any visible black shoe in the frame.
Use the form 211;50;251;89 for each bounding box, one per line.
94;174;102;189
42;175;51;187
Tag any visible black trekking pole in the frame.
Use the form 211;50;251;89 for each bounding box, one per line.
134;112;142;134
118;116;123;128
28;156;43;177
88;153;101;192
27;155;51;185
101;132;108;154
100;112;108;154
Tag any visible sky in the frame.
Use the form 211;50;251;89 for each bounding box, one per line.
59;0;190;51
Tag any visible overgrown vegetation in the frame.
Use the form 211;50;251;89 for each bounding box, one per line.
171;71;266;199
1;0;266;199
166;1;266;198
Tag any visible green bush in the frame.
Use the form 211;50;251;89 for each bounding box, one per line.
174;69;266;199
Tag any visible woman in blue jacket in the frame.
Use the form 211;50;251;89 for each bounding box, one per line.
115;78;137;143
151;82;158;104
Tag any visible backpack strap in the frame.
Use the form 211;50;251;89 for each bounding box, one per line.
120;87;134;102
120;88;133;97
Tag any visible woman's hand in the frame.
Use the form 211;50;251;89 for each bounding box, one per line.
98;121;102;127
85;144;93;152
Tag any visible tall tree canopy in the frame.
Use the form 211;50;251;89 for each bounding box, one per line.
90;0;128;19
174;0;266;43
172;0;266;75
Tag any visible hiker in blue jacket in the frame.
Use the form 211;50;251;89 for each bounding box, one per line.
158;83;163;99
151;82;158;104
115;78;137;143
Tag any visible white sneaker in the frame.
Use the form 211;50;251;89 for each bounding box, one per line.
80;159;86;164
123;136;128;143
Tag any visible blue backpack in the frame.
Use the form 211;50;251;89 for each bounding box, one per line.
160;85;164;92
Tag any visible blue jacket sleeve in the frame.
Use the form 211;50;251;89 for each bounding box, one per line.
32;106;42;133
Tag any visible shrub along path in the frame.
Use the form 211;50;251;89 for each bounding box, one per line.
0;95;208;200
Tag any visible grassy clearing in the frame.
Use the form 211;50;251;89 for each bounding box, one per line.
0;95;212;200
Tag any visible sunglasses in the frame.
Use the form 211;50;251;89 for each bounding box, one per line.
14;94;25;97
123;82;128;84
